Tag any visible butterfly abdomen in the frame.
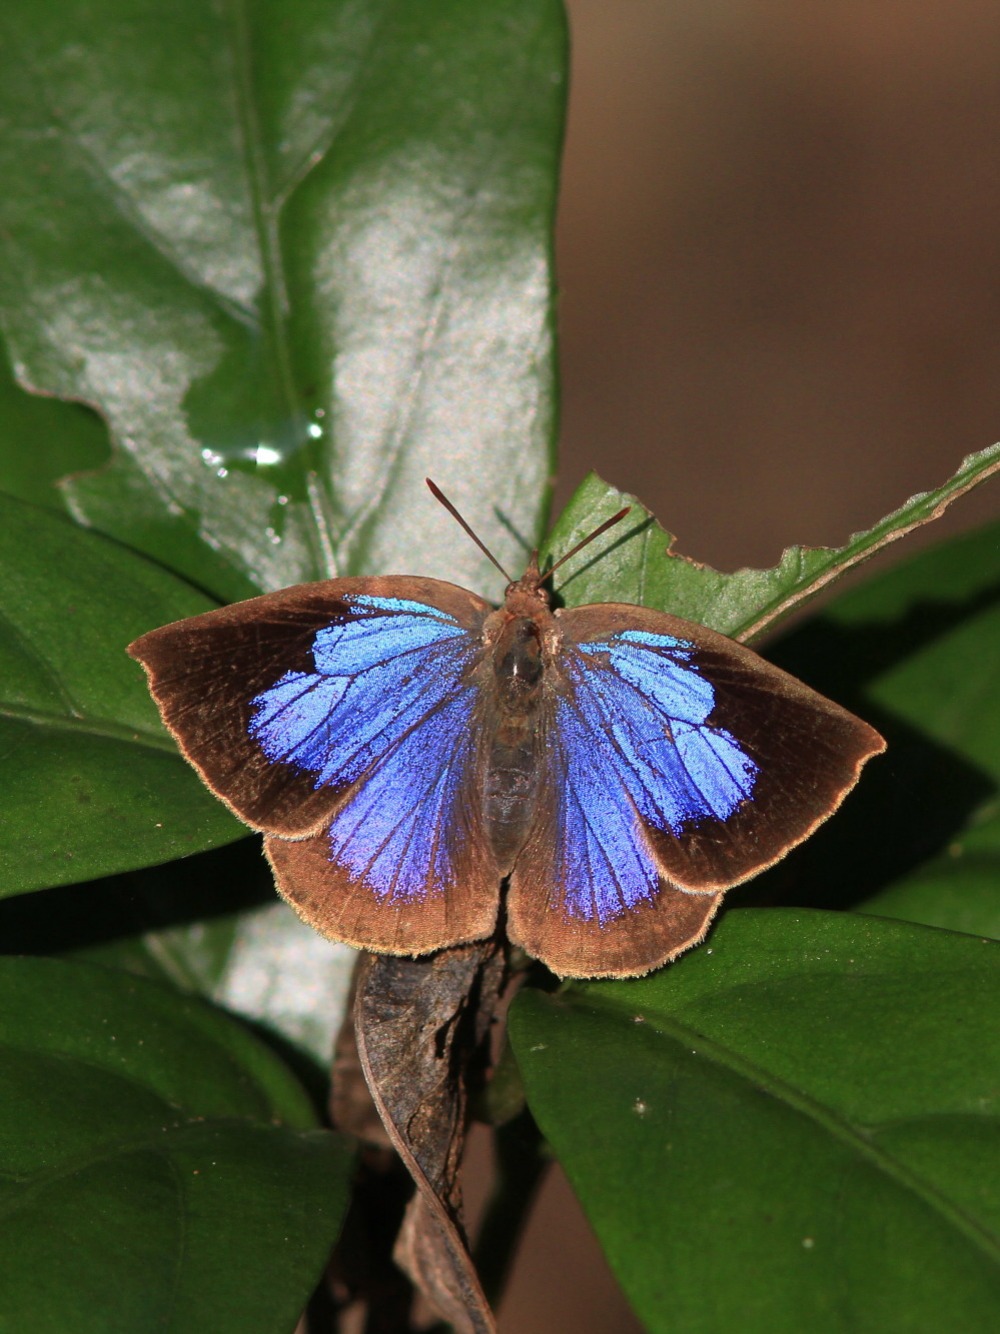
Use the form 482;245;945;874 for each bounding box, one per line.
483;728;543;871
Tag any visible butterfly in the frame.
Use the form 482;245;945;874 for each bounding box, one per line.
128;481;885;978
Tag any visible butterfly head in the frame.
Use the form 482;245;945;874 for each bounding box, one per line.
504;552;552;614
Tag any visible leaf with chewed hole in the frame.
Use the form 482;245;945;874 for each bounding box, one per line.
546;444;1000;640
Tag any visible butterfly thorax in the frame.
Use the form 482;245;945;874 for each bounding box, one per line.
481;588;558;872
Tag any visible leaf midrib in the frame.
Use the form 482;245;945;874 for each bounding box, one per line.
226;0;338;577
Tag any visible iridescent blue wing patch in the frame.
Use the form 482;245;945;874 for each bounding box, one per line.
248;594;476;800
245;586;501;954
507;601;884;977
568;627;760;844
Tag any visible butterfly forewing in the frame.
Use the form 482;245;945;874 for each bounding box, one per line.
129;576;493;822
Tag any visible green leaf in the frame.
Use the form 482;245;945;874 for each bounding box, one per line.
856;809;1000;941
0;340;109;510
791;519;1000;937
546;446;1000;640
85;895;358;1069
816;520;1000;783
0;957;355;1334
118;901;357;1065
762;520;1000;917
0;841;356;1068
0;0;566;600
510;910;1000;1334
0;493;242;895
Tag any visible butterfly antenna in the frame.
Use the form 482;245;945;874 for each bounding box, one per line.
546;506;632;579
426;478;514;582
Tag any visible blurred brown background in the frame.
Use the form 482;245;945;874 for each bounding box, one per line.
496;3;1000;1330
554;0;1000;571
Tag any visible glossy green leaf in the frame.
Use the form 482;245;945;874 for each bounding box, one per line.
510;911;1000;1334
0;493;242;895
0;0;566;601
0;957;355;1334
546;446;1000;640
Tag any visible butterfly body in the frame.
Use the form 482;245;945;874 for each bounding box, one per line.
479;568;559;870
130;547;885;978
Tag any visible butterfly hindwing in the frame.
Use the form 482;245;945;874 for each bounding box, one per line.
505;664;727;978
507;603;885;977
265;681;500;954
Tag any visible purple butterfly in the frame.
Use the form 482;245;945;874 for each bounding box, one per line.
129;483;884;978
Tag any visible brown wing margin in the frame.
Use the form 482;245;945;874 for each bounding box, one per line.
266;796;501;958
